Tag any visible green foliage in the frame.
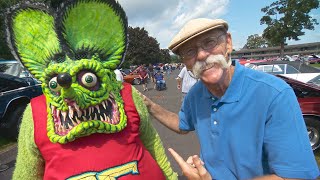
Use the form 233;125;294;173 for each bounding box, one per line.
260;0;319;47
123;26;170;67
170;54;181;63
244;34;270;49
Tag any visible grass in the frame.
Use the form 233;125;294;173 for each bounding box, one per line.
310;63;320;68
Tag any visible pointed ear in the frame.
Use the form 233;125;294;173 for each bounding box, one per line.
59;0;128;70
5;4;61;80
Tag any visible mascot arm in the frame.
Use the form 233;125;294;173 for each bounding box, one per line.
12;104;44;180
132;87;178;180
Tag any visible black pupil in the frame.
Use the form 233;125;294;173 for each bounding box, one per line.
86;75;93;83
50;81;57;89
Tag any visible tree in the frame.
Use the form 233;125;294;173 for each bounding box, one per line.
260;0;319;57
160;49;171;63
244;34;270;49
124;26;164;67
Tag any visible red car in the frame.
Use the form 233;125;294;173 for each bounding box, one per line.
307;55;320;64
276;75;320;151
238;59;267;65
121;69;141;85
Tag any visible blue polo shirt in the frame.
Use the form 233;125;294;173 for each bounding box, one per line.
179;61;319;179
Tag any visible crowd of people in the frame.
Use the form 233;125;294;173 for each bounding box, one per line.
124;63;184;92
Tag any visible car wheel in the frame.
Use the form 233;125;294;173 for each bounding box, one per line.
0;103;27;139
133;78;141;85
305;116;320;151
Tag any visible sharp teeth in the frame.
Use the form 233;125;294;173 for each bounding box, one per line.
89;107;92;114
68;106;74;119
102;101;107;109
100;115;104;121
95;105;100;113
55;124;59;133
51;105;56;115
58;124;62;133
56;109;61;122
106;116;110;123
94;114;97;120
76;117;81;124
74;104;82;117
84;109;87;116
61;111;67;124
61;125;66;133
115;116;119;124
104;114;108;121
83;116;87;121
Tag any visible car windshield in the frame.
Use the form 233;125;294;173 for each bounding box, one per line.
251;63;300;75
308;75;320;86
0;61;22;77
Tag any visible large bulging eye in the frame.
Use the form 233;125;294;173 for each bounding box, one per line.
81;72;97;88
49;77;62;92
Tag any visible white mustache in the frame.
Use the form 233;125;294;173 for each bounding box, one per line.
192;55;230;78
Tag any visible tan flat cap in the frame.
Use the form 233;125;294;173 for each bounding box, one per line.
168;18;228;54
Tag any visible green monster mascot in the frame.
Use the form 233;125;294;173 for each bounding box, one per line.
5;0;178;179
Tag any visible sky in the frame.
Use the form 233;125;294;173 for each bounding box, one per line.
117;0;320;51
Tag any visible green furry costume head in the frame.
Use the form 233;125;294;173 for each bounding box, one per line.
6;0;128;144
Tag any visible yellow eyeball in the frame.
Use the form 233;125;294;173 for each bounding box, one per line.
49;77;62;92
81;72;97;88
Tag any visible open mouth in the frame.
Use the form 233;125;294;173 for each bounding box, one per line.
50;94;120;136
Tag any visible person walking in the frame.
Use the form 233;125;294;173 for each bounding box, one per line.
148;63;155;83
139;66;149;91
141;18;319;180
176;66;198;102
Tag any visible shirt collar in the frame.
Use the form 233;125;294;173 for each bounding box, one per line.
201;60;245;103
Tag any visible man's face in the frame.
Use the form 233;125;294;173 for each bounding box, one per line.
178;29;232;84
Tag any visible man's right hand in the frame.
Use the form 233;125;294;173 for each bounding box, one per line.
168;148;212;180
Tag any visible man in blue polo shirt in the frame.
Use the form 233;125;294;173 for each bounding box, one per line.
142;18;319;180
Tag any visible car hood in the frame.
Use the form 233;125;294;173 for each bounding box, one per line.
0;73;30;93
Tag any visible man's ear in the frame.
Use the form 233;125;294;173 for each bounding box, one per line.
225;32;233;56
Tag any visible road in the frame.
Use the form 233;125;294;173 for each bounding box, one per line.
0;69;199;180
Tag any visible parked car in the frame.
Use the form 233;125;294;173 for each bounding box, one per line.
120;69;141;85
247;61;320;83
276;75;320;151
0;60;42;139
307;74;320;87
237;59;267;66
307;54;320;64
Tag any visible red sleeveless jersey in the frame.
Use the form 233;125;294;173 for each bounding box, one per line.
31;83;165;180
